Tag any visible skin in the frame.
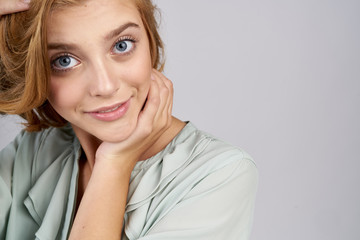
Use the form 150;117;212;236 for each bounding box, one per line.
0;0;29;16
46;0;185;238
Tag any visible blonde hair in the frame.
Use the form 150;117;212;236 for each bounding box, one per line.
0;0;164;131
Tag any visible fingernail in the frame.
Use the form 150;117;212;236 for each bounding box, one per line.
151;74;155;80
22;0;31;4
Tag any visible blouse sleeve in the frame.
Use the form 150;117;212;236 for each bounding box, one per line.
0;132;24;239
138;157;258;240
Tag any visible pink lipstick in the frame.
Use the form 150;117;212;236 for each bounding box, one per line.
87;99;130;122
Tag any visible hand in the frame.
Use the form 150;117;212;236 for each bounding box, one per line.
70;71;173;239
0;0;30;17
95;69;173;169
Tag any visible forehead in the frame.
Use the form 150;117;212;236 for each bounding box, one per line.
47;0;143;42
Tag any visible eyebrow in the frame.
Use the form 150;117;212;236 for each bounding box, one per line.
104;22;140;41
47;43;79;51
47;22;140;51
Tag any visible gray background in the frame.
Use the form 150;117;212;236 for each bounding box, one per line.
1;0;359;239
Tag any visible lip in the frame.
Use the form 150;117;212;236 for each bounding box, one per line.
86;99;131;122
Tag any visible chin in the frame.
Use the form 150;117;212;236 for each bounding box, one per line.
93;121;137;143
98;133;131;143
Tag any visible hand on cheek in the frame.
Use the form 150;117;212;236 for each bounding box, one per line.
95;69;173;170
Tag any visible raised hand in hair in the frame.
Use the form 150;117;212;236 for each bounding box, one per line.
0;0;29;17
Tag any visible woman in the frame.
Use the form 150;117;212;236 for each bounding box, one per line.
0;0;258;239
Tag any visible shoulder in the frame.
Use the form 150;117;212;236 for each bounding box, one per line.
0;125;80;239
159;122;258;196
18;124;77;151
1;124;77;152
0;124;79;186
180;122;257;177
7;124;78;162
129;123;258;239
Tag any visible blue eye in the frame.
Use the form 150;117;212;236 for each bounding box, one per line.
113;40;134;54
52;55;79;71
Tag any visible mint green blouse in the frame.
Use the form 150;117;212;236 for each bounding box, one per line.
0;122;258;240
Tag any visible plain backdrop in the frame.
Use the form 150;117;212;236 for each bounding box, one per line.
1;0;359;239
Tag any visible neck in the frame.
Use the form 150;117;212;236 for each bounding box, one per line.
72;116;186;170
72;125;100;171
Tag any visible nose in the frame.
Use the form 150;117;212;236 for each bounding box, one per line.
88;58;120;97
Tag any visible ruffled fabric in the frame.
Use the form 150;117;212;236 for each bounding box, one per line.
127;127;211;209
124;123;212;238
2;124;81;240
123;122;251;239
1;122;257;240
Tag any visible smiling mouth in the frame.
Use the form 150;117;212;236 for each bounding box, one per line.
96;104;122;113
89;100;127;114
87;99;131;122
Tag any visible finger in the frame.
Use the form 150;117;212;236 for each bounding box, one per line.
152;70;172;111
153;69;172;89
151;70;168;109
151;70;173;127
152;70;173;119
0;0;30;16
136;78;160;134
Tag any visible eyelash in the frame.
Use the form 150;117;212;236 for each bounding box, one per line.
50;36;138;73
111;35;137;55
50;53;78;73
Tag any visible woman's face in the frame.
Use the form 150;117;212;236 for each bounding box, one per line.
47;0;152;143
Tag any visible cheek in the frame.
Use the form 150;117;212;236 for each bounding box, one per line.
135;65;152;102
48;77;83;112
125;50;152;97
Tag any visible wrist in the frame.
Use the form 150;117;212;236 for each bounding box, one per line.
94;154;137;178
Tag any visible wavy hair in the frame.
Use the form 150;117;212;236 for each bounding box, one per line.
0;0;164;131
